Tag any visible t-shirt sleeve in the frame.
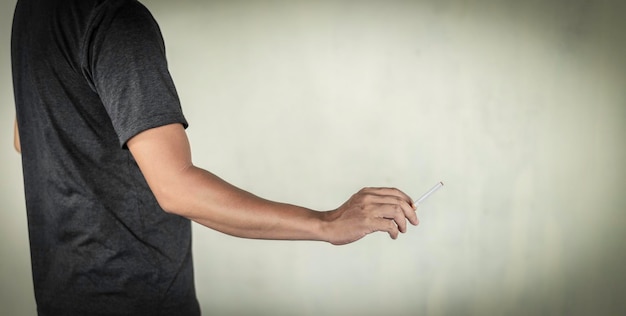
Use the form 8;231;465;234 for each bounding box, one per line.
88;1;188;147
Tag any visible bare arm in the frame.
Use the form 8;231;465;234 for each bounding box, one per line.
127;123;418;245
14;118;21;153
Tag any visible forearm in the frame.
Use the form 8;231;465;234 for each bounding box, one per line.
158;165;327;241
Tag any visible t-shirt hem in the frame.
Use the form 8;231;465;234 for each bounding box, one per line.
118;112;189;148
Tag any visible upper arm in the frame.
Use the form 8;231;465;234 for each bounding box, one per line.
126;123;192;210
14;118;21;153
90;2;187;148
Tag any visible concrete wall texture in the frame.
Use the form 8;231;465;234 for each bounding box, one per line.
1;0;625;315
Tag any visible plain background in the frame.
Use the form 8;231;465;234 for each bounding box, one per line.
1;0;625;315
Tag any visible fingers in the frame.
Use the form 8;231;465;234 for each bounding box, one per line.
361;187;415;209
357;188;419;227
372;218;400;240
355;187;420;239
379;204;409;233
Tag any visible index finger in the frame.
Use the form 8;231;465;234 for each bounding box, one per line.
361;187;415;209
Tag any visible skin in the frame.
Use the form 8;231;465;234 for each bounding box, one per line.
14;120;419;245
14;118;21;153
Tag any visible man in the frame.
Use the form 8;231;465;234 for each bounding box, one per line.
12;0;419;315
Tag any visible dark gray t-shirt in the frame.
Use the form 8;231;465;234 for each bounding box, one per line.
12;0;200;315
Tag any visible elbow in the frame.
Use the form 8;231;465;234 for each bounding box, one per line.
152;186;191;217
154;191;182;215
145;165;199;218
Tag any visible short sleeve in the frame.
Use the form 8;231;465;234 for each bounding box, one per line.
88;0;188;147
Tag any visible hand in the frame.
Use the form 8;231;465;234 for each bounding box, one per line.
321;187;419;245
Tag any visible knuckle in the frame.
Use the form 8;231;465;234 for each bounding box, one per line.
363;194;376;204
386;187;400;195
393;204;403;214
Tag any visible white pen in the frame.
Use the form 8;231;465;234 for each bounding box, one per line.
415;181;444;206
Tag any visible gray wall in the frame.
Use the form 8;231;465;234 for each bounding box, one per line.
1;0;625;315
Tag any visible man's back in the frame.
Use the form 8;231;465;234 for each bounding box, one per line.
12;0;200;314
